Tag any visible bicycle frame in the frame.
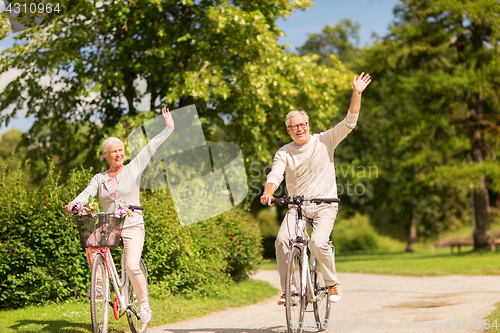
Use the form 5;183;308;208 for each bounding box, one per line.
290;209;321;305
87;247;129;312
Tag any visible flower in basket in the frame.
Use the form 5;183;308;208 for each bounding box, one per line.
89;201;99;217
75;202;88;216
114;202;133;219
73;197;101;218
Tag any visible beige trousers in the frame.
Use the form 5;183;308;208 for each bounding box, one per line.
121;225;149;308
275;203;338;292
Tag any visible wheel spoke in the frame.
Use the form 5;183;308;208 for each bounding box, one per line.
126;259;149;333
286;247;305;333
313;261;331;331
90;254;109;333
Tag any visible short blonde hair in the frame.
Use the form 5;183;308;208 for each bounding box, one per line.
102;137;125;156
285;110;309;126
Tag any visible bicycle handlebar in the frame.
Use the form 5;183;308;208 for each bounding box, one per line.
270;195;339;206
71;204;144;215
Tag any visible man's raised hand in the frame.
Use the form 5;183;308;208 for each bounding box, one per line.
353;72;371;95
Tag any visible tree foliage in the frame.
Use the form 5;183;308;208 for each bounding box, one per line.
384;0;500;250
0;0;352;177
297;0;500;250
0;129;27;171
297;19;361;66
344;0;500;250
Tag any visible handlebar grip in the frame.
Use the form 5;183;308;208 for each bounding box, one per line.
270;198;285;205
321;198;340;203
128;205;144;211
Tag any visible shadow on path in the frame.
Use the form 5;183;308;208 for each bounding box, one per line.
9;319;93;333
154;327;317;333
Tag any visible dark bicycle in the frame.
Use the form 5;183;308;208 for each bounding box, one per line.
272;195;339;333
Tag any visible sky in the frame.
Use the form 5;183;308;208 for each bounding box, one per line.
278;0;400;50
0;0;401;136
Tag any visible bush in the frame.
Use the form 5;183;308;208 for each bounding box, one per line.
0;165;90;309
143;189;263;296
332;213;381;252
0;163;263;309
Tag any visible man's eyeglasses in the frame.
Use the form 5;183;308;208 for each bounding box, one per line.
287;122;309;131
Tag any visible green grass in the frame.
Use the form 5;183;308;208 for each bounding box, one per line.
259;258;278;270
259;246;500;276
337;247;500;276
486;302;500;332
0;279;279;333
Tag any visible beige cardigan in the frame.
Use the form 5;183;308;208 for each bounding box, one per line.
72;126;173;227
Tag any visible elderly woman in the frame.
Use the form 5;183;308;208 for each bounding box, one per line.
65;108;174;324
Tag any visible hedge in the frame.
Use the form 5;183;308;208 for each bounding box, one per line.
0;163;262;309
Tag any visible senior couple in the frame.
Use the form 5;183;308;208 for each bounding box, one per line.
66;73;371;323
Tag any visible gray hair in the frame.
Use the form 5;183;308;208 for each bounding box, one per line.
102;137;125;156
285;110;309;126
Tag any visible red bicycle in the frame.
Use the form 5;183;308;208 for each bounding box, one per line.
72;205;148;333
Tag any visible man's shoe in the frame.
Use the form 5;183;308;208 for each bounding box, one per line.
277;293;286;305
328;283;342;303
140;305;153;324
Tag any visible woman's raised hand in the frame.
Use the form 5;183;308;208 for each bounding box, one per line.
162;108;175;129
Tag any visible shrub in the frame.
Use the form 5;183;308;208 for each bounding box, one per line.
143;189;262;296
332;213;380;252
0;163;263;309
0;165;90;309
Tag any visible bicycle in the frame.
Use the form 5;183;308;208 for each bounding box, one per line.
272;195;339;333
71;205;148;333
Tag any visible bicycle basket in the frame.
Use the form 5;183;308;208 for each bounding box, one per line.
75;213;125;249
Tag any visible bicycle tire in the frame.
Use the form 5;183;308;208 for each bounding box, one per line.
126;259;149;333
312;260;330;331
90;253;109;333
285;246;305;333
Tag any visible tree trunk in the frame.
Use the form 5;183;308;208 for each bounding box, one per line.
470;93;493;251
473;176;493;250
124;66;137;116
406;214;418;253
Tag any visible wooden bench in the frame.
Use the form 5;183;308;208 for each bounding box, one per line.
433;238;500;253
448;239;474;253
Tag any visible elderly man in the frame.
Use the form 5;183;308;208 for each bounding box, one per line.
260;72;371;304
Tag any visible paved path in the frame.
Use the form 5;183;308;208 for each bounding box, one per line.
147;270;500;333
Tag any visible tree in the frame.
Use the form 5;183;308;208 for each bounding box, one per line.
0;0;352;178
0;129;27;171
347;0;500;251
297;19;361;66
385;0;500;250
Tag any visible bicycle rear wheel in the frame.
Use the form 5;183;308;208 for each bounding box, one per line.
90;253;109;333
312;260;330;331
126;259;149;333
285;246;305;333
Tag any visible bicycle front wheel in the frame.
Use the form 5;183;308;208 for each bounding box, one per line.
312;260;330;331
285;246;305;333
126;259;149;333
90;253;109;333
